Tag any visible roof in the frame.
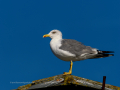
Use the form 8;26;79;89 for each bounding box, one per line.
13;74;120;90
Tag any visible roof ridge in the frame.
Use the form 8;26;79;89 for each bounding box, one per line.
13;74;120;90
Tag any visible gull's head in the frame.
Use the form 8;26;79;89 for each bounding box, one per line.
43;30;62;39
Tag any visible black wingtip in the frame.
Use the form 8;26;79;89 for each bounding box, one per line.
109;54;114;56
100;54;114;58
97;50;114;54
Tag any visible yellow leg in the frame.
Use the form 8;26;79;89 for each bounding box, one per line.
63;60;73;75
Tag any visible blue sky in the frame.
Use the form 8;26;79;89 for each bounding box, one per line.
0;0;120;89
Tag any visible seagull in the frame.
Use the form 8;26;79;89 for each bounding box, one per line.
43;30;114;75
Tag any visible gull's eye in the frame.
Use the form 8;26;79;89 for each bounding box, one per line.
52;31;56;34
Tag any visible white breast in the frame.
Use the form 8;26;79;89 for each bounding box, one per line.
50;39;75;61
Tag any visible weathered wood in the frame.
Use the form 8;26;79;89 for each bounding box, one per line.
13;74;120;90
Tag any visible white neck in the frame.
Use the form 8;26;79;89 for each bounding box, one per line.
51;36;62;40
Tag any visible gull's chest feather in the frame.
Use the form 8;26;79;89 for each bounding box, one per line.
50;39;62;54
50;39;75;61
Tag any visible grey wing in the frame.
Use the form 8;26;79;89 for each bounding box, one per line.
59;39;96;56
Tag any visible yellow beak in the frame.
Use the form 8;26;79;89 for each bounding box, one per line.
43;34;50;38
